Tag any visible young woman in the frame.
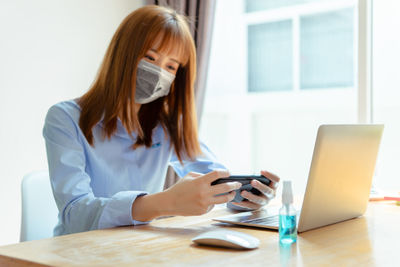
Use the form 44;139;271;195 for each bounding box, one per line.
43;5;280;236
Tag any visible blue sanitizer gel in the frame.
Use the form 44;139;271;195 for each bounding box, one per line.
279;181;297;245
279;213;297;244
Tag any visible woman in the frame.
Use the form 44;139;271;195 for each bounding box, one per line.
43;5;279;236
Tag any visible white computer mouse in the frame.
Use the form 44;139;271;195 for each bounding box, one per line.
192;229;260;249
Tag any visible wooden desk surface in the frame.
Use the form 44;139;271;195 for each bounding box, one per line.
0;202;399;266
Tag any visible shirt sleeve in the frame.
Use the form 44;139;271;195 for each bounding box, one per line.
169;141;227;177
43;105;149;235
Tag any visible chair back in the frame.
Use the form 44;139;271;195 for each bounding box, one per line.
20;170;58;242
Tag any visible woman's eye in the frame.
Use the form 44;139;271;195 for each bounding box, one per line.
145;55;155;61
167;65;176;71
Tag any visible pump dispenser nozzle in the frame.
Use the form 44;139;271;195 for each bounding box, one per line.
282;180;293;205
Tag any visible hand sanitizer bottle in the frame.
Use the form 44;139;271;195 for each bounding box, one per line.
279;180;297;245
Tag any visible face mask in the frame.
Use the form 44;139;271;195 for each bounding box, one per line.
135;59;176;104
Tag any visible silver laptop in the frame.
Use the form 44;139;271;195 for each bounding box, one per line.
213;124;384;233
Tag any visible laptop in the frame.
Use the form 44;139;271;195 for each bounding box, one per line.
213;124;384;233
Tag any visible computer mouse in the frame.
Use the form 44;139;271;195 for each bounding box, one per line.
192;229;260;249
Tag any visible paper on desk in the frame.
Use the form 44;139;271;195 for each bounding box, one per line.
369;186;400;201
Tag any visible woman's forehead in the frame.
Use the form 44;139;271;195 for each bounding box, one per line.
149;33;188;64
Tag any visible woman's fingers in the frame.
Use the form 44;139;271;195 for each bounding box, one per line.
213;191;237;204
251;179;275;198
237;172;278;207
187;169;279;208
191;169;280;209
231;200;261;210
202;169;230;184
211;181;241;195
261;170;280;189
186;169;239;206
241;190;270;206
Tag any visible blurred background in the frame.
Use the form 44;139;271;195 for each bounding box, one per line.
1;0;399;245
200;0;400;202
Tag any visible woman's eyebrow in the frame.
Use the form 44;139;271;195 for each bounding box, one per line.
150;48;180;64
170;58;180;64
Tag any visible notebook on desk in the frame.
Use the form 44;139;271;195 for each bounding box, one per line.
214;124;384;233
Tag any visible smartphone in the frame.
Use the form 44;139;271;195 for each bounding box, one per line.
211;175;271;202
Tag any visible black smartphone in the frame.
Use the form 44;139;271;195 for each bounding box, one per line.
211;175;271;202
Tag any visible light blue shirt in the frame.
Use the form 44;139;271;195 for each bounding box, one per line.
43;100;225;236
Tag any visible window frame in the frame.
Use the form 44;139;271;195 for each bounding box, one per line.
244;0;358;92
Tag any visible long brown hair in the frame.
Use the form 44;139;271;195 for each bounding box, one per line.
78;5;201;162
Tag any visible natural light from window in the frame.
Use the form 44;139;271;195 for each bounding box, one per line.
200;0;359;196
201;0;400;196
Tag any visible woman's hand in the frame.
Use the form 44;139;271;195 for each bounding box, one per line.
163;170;242;216
231;170;280;210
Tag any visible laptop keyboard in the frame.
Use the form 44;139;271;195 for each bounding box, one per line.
244;215;279;226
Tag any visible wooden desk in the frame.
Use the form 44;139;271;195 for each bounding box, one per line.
0;202;399;266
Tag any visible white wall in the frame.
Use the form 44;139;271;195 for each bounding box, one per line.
0;0;144;246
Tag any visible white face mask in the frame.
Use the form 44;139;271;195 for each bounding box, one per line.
135;59;176;104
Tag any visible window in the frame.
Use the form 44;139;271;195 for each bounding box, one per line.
200;0;360;195
248;20;293;92
245;0;329;12
300;8;354;89
246;1;355;93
